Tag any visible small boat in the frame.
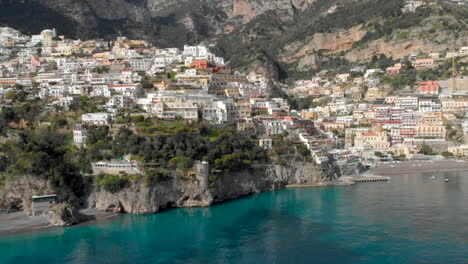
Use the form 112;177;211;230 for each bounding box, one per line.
430;176;435;180
445;178;449;182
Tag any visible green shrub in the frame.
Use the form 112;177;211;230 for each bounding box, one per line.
169;157;193;169
96;174;127;193
441;151;454;157
143;170;171;187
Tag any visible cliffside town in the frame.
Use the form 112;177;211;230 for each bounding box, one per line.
0;0;467;79
0;23;467;225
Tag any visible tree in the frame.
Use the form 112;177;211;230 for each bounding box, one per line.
86;126;110;145
441;151;454;157
50;116;68;129
96;174;126;193
297;145;310;157
143;170;171;186
420;145;434;155
142;79;154;89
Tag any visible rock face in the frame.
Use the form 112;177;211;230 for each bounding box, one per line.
282;25;368;70
0;161;360;216
0;175;54;215
0;0;309;44
46;203;82;227
87;178;213;214
87;162;324;214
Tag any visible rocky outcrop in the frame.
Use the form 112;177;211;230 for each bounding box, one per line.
282;25;367;70
0;160;362;217
286;25;367;58
0;0;313;45
0;175;54;215
87;162;325;214
87;177;213;214
46;203;85;227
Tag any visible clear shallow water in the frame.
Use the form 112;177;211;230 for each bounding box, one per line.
1;171;467;264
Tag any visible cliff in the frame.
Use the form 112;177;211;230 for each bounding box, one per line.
86;162;324;214
0;175;55;215
0;160;359;216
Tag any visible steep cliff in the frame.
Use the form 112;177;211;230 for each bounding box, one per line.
0;175;55;215
87;176;213;214
86;162;324;214
0;0;313;45
1;160;354;215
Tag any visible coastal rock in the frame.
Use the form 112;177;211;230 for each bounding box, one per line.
0;175;54;215
87;176;213;215
46;203;82;227
87;162;326;214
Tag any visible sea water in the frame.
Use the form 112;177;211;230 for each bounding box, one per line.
1;171;467;264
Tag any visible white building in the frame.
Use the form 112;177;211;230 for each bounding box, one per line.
336;116;354;125
395;96;419;109
73;125;88;146
107;95;132;108
259;137;273;150
130;58;153;72
82;113;116;125
264;120;284;135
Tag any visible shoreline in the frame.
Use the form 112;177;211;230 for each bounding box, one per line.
1;159;466;237
0;209;120;237
286;182;354;188
363;160;468;176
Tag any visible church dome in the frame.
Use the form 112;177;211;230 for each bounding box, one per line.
374;124;384;133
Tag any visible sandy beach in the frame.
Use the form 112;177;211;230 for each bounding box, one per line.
364;160;468;176
0;208;120;237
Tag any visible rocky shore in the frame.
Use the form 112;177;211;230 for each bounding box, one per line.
0;161;326;234
0;209;119;236
2;159;465;235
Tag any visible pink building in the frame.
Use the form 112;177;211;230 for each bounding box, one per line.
414;58;435;70
419;81;440;95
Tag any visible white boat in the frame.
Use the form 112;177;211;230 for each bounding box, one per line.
430;176;435;180
445;178;449;182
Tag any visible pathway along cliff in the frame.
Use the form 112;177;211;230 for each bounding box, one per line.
86;162;330;215
1;161;339;219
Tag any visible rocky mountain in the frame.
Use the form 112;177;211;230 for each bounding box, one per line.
0;0;314;45
0;0;466;79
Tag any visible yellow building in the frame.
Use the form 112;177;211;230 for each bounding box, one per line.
414;125;446;139
354;125;390;151
316;122;346;132
422;112;443;126
448;145;468;156
442;99;468;112
236;100;252;119
365;87;381;102
301;109;318;120
224;89;240;98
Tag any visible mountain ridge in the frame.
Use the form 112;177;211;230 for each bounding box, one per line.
0;0;466;79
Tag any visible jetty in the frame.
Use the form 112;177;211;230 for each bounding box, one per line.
286;175;390;188
353;176;390;183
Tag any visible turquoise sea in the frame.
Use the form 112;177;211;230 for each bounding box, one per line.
1;171;467;264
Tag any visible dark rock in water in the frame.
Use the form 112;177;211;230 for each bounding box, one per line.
46;203;91;227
